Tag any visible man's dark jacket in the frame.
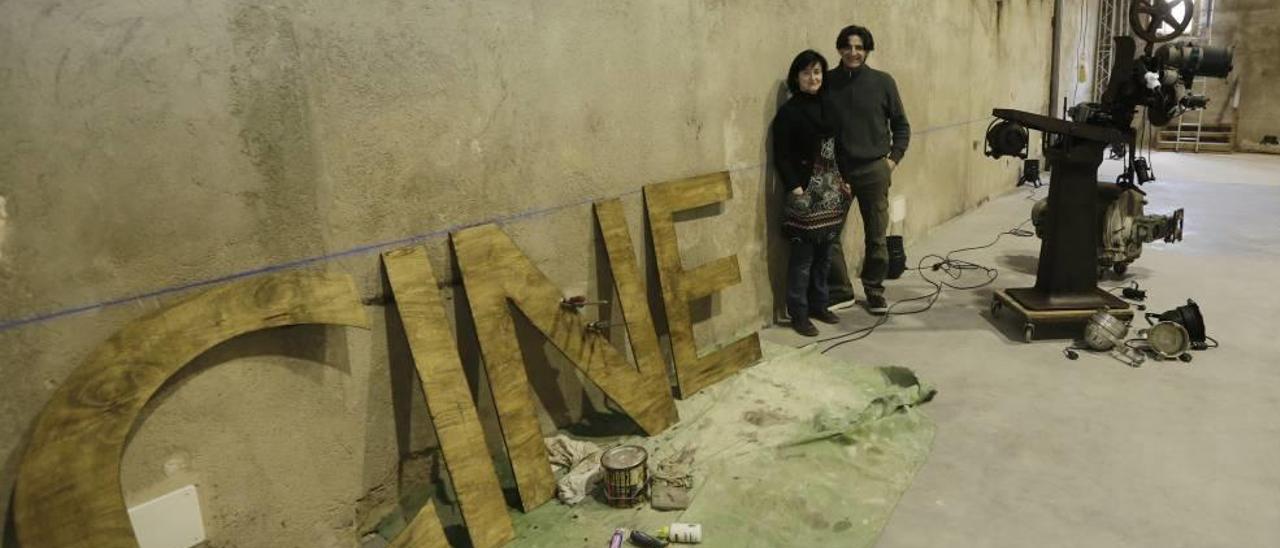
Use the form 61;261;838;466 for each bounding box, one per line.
822;65;911;167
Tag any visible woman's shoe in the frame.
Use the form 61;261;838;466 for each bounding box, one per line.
792;320;819;337
810;310;841;324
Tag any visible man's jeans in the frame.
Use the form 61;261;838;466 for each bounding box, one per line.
829;158;893;300
786;236;834;321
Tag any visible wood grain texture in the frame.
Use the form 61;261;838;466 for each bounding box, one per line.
388;501;450;548
382;247;514;548
593;199;679;423
452;223;679;510
15;271;369;548
643;172;763;398
682;256;741;301
452;226;556;513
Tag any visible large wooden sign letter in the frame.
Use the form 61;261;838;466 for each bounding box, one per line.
644;172;763;398
382;247;515;548
593;198;675;411
452;223;679;512
12;272;403;547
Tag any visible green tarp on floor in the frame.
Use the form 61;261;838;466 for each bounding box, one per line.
510;341;936;547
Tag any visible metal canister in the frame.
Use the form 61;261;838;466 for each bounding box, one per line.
1084;309;1129;351
600;445;648;508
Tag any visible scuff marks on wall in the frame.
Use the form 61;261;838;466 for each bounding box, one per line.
227;2;325;257
0;195;8;262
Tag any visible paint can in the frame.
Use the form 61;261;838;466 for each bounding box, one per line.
600;445;648;508
657;522;702;544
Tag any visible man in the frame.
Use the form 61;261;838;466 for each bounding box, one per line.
823;24;911;315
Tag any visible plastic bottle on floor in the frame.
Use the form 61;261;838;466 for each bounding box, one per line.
657;523;702;544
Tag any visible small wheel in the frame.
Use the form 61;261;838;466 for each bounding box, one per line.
1113;262;1129;276
1023;324;1035;343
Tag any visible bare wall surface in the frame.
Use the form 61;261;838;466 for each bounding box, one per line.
0;1;1055;545
1053;0;1098;111
1203;0;1280;152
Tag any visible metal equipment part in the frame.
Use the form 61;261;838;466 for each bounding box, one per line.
1140;321;1192;359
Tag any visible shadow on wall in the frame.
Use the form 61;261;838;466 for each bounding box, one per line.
3;434;27;548
642;202;672;374
161;325;347;382
764;80;790;323
570;221;648;439
674;201;725;324
2;494;14;548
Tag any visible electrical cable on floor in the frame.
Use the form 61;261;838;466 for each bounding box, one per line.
1104;280;1148;310
816;215;1036;354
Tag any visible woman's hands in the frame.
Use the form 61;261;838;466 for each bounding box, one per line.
791;186;805;196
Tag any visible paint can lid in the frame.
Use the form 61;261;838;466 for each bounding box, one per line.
601;445;647;470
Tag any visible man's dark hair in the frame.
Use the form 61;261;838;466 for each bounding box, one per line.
786;49;829;94
836;25;875;52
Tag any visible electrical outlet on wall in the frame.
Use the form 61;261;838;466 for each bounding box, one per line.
128;485;208;548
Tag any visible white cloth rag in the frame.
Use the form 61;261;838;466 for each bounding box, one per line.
544;435;603;505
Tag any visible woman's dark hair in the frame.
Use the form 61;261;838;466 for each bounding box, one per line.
786;50;829;94
835;25;875;52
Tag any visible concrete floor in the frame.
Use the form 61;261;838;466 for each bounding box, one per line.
761;151;1280;548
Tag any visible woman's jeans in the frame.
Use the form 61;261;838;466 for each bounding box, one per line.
786;236;834;321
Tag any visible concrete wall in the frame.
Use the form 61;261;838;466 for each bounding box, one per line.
1053;0;1099;113
0;1;1058;546
1201;0;1280;152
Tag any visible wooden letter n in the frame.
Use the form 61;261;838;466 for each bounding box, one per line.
452;221;678;512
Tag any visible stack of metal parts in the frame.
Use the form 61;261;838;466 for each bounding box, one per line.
1076;299;1208;365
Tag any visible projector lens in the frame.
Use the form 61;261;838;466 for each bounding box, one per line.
1147;321;1190;358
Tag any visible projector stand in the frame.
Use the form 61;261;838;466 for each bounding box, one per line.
988;109;1132;341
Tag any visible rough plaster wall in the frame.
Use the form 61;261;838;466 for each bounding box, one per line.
0;1;1056;545
1054;0;1099;111
1202;0;1280;152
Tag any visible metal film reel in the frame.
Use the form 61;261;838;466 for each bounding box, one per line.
1130;0;1194;43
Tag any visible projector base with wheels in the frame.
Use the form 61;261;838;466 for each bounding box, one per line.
991;288;1132;343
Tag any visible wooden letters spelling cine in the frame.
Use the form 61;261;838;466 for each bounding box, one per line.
14;172;761;548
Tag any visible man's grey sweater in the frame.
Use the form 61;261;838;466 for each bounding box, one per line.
823;65;911;167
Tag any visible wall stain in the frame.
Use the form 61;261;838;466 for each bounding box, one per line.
228;2;324;258
106;17;143;56
53;49;69;105
0;195;8;262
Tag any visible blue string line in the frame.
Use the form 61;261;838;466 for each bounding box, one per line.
0;116;989;333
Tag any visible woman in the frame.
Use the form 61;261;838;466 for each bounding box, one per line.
772;49;849;336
